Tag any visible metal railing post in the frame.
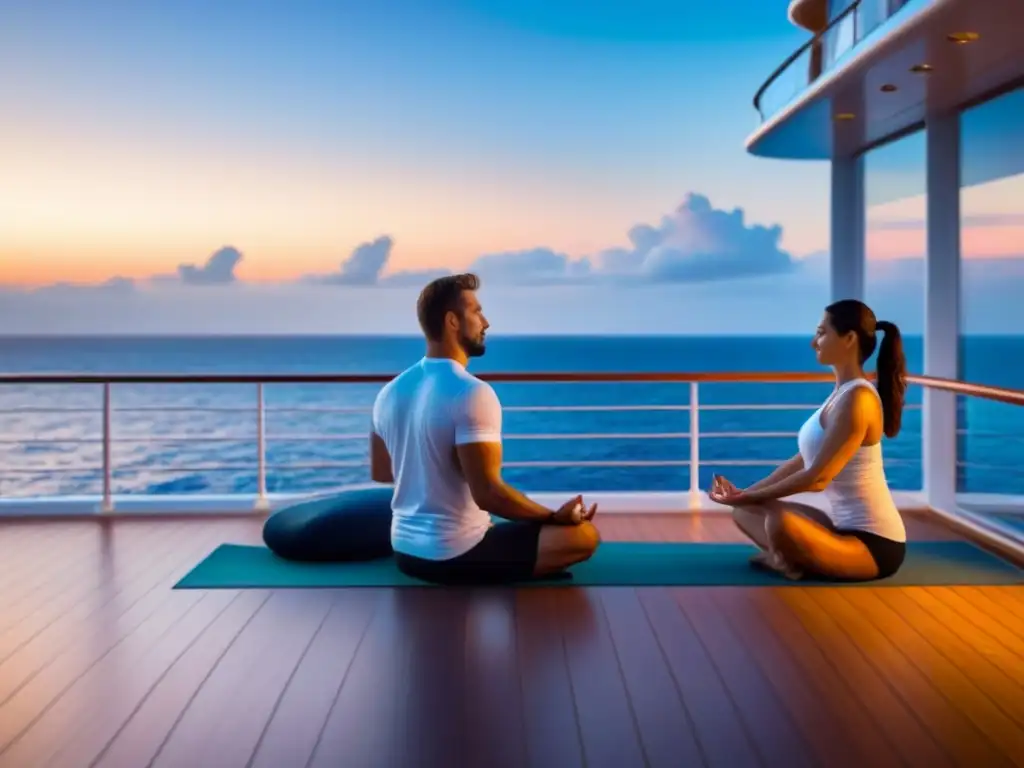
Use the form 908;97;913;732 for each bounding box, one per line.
689;382;700;496
100;382;114;513
254;382;270;512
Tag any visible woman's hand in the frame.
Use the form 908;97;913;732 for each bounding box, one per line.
709;475;750;506
710;487;749;505
711;474;739;496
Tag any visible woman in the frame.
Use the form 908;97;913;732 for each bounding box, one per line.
710;299;908;582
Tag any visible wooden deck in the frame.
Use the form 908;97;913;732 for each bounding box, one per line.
0;511;1023;768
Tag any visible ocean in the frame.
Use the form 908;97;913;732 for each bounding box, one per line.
1;335;1022;499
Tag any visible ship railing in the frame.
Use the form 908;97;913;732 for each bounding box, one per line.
1;371;1022;537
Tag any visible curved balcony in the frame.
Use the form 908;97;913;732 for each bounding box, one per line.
754;0;870;124
757;0;917;128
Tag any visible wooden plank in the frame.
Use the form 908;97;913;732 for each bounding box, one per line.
637;588;763;767
708;587;903;768
0;526;230;755
598;588;707;767
0;524;99;608
840;588;1024;762
904;587;1024;668
877;589;1024;724
0;524;186;633
735;587;953;767
89;590;273;768
0;590;241;768
306;590;434;768
675;589;816;768
247;590;380;768
0;514;1020;768
513;590;588;768
792;588;1014;767
0;525;194;673
951;587;1024;637
146;590;338;767
460;589;530;768
387;589;475;768
552;588;648;768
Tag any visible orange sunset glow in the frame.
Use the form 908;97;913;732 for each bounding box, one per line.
5;172;1023;287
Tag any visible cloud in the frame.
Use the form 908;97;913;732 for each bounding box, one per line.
0;275;137;295
379;268;453;286
19;191;1024;300
461;194;795;285
3;246;245;294
290;193;795;288
177;246;243;285
466;247;593;284
3;256;1023;335
101;276;137;293
302;235;454;287
312;236;392;285
303;235;590;288
391;193;795;287
143;246;245;287
1;193;800;295
608;193;795;282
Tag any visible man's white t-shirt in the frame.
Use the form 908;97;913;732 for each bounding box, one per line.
371;357;502;561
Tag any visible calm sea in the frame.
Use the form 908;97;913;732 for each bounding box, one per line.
0;335;1021;499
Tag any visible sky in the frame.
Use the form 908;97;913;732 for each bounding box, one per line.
1;0;1022;335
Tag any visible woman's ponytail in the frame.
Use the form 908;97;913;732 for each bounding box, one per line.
875;320;907;437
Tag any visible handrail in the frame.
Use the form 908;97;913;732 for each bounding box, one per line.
0;369;1021;513
1;370;1022;406
752;0;862;121
0;371;837;385
906;375;1024;407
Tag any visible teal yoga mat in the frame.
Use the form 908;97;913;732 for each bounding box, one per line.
173;541;1024;589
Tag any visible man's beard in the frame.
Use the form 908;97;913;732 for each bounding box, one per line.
461;332;486;358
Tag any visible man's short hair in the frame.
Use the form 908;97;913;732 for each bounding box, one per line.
417;273;480;341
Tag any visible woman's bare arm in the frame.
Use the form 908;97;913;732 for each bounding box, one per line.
743;453;804;494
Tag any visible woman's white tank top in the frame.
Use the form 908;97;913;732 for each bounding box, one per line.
796;378;907;543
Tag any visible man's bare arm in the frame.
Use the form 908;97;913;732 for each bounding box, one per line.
454;383;557;521
369;432;394;484
456;440;555;521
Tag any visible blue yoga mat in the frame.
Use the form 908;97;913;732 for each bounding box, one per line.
173;540;1024;589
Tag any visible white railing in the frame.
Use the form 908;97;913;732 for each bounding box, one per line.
0;371;1021;516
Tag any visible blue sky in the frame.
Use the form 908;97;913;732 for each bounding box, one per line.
0;0;1021;334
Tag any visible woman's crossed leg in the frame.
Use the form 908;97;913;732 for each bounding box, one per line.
730;500;881;581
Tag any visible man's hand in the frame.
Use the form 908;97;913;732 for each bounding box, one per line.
550;495;598;525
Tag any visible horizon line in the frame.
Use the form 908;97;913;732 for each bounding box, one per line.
1;332;1021;340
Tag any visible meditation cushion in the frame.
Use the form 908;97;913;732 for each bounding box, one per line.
262;484;395;562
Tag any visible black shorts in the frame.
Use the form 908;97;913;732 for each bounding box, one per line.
838;529;907;580
394;520;544;585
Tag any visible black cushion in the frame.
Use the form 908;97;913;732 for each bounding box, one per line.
262;484;394;562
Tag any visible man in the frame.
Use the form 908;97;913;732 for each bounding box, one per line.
369;272;601;584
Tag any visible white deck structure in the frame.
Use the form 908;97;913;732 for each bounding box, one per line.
746;0;1024;556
